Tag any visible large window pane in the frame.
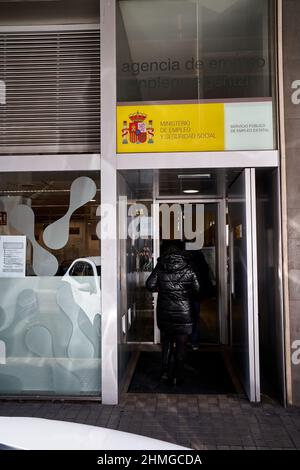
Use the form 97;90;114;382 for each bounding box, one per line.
117;0;276;153
0;171;101;396
117;0;274;102
118;171;155;344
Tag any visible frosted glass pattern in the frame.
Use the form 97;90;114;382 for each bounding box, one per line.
43;177;97;250
0;172;101;396
10;205;59;276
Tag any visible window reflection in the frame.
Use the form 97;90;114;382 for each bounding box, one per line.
117;0;274;102
0;171;101;396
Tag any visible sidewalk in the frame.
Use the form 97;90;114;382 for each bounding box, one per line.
1;393;300;450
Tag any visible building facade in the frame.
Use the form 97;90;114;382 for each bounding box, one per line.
0;0;298;406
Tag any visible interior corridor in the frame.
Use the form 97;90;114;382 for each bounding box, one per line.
118;168;284;404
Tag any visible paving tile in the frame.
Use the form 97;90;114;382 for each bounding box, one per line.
1;395;300;449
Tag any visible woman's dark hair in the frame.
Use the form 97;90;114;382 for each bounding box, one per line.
160;239;185;256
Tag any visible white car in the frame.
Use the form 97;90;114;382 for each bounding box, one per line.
0;417;188;450
0;257;102;396
60;257;101;324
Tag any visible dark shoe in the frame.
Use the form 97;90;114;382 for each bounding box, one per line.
160;370;168;381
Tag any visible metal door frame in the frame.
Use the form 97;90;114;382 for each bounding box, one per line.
245;168;260;402
152;198;228;346
228;168;260;402
249;168;260;402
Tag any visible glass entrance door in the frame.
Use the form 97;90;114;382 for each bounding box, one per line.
228;169;260;402
157;202;219;344
123;199;220;345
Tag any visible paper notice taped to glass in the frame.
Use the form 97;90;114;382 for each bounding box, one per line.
0;235;26;278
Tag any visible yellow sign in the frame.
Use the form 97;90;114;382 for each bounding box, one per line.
117;103;225;153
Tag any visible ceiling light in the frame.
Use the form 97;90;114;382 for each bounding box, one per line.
183;189;199;194
178;174;211;179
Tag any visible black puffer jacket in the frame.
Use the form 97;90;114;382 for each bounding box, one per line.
146;252;200;335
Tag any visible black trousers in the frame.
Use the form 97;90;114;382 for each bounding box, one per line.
161;332;187;380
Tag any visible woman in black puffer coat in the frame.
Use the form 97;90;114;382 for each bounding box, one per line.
146;240;200;385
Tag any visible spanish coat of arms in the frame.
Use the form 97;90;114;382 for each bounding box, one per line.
122;111;154;144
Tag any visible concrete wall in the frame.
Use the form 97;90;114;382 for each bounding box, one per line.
283;0;300;404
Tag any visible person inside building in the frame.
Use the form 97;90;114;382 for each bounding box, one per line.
186;249;214;350
146;240;200;386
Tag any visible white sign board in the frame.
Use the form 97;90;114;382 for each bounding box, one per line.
0;235;26;278
224;101;274;150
